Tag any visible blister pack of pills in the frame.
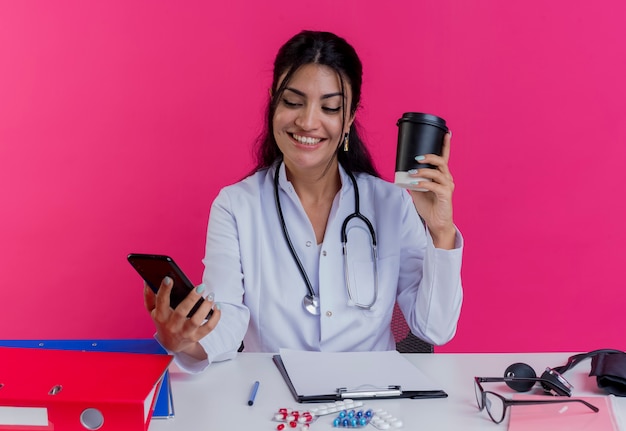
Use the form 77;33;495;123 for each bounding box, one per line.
369;409;403;429
307;399;365;416
330;408;374;428
272;408;316;430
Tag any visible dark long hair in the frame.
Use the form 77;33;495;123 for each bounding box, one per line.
252;30;379;177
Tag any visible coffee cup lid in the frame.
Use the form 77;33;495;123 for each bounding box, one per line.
397;112;448;131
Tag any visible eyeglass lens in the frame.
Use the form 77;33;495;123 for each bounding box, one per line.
473;379;483;409
484;392;505;423
474;379;506;424
474;378;598;424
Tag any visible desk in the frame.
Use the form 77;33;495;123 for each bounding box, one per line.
149;352;626;430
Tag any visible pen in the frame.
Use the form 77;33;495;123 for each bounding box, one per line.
248;380;260;406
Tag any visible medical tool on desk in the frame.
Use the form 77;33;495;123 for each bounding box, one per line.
274;162;379;316
501;348;626;397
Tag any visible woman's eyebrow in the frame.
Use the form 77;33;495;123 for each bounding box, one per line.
321;92;343;100
284;87;343;100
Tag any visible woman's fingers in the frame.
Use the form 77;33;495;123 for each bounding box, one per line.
149;278;221;352
153;276;174;321
144;282;156;312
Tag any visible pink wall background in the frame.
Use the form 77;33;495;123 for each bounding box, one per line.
1;1;625;353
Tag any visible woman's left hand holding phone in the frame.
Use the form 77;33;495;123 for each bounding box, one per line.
144;277;220;360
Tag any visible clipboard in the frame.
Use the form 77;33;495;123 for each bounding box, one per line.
273;349;448;403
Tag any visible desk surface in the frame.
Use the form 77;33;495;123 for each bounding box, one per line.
149;352;626;431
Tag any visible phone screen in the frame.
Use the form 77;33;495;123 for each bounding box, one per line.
127;253;211;319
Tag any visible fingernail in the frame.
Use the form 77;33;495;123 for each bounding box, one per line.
215;303;221;310
410;181;419;185
408;169;418;174
207;292;214;302
415;155;426;161
163;276;172;286
195;283;206;294
448;130;453;138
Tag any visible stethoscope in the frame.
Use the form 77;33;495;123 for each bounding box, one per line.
273;162;379;316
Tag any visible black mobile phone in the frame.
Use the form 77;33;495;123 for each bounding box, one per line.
127;253;213;319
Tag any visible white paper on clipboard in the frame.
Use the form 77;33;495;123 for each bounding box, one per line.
278;348;443;397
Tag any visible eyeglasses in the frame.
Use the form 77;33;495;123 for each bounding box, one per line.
474;377;599;424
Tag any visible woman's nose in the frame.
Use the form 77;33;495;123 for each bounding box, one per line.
294;106;319;130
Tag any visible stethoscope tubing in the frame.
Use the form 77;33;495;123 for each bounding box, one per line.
274;162;379;312
273;163;316;300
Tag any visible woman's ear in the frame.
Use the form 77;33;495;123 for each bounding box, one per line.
345;113;355;133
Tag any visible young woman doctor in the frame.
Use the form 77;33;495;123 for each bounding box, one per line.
144;30;463;372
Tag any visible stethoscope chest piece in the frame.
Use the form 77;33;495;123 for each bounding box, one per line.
303;294;320;316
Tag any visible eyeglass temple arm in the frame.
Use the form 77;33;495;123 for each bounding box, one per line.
477;376;565;390
477;377;543;383
506;398;599;412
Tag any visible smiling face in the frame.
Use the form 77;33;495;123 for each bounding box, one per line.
273;63;354;178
